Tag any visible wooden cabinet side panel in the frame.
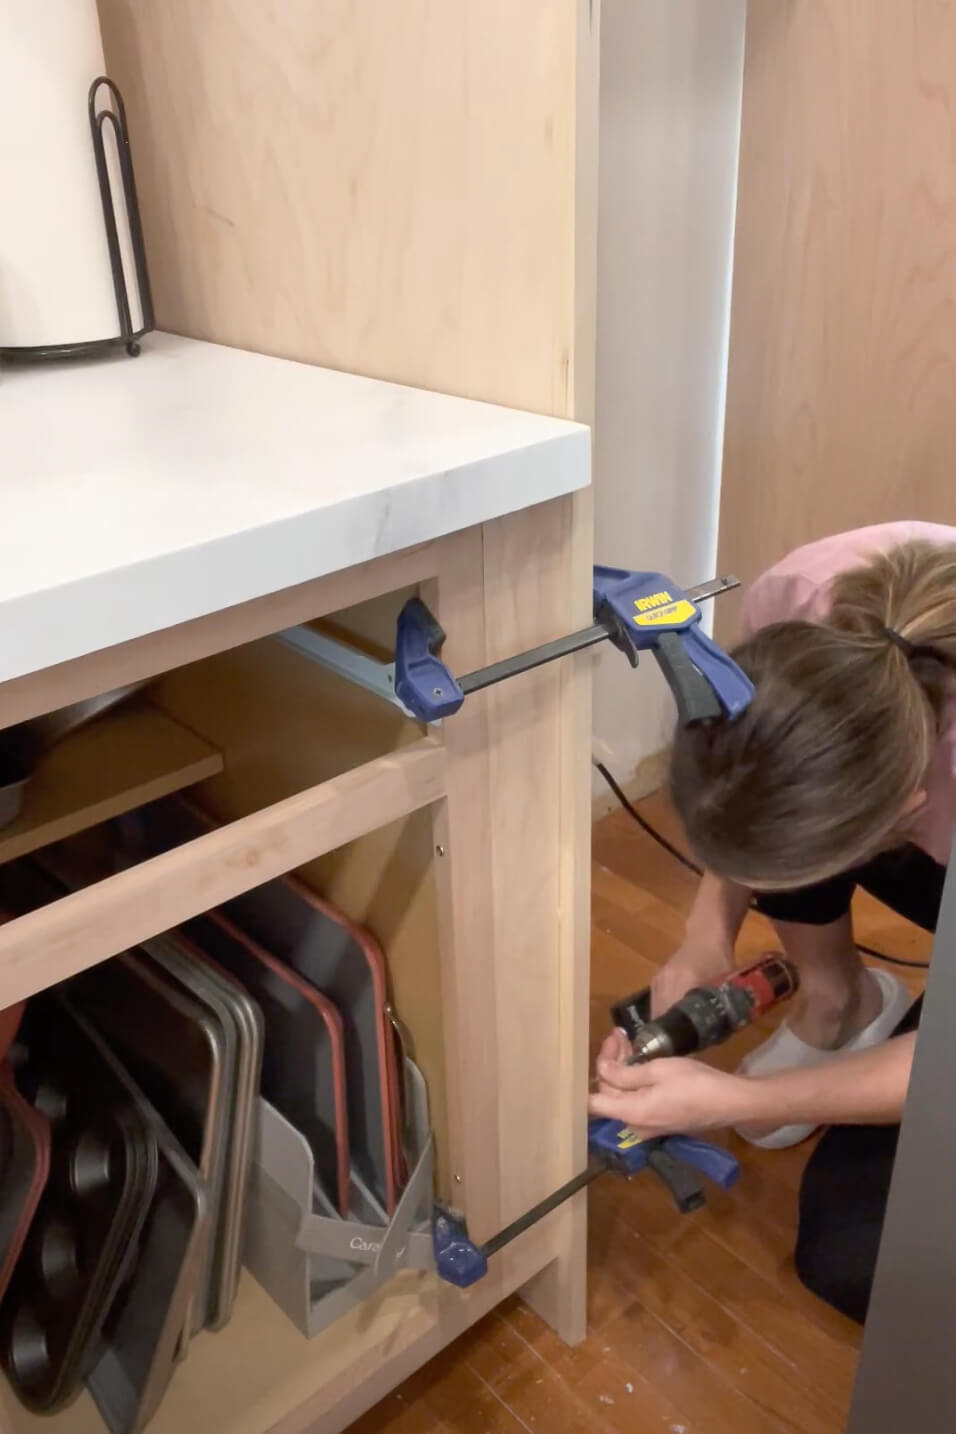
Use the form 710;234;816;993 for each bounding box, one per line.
433;497;591;1340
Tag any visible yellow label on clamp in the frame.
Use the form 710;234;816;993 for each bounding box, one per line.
616;1126;644;1150
632;598;697;628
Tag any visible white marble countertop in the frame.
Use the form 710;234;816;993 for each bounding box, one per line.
1;333;588;684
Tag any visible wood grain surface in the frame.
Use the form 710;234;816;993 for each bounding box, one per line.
719;0;956;632
97;0;598;416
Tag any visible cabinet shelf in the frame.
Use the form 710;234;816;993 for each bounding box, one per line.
0;703;223;868
0;1214;561;1434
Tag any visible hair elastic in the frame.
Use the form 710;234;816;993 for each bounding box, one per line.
883;625;916;657
883;624;954;669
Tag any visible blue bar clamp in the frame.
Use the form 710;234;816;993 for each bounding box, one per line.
396;568;751;1289
394;568;754;727
432;1119;740;1289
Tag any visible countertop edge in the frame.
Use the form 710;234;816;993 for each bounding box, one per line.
0;426;590;688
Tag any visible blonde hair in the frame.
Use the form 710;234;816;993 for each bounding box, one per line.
669;541;956;890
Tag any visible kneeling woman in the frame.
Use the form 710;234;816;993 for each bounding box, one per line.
590;522;956;1324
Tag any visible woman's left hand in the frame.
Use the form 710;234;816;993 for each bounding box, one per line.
588;1030;750;1138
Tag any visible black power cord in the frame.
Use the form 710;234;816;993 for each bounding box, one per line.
594;760;931;971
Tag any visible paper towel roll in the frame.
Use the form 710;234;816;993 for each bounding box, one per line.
0;0;143;350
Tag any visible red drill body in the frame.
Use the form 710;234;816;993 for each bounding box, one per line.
613;955;799;1065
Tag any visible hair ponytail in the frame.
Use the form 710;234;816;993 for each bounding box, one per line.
669;539;956;891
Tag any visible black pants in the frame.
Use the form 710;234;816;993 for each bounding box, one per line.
753;844;945;1325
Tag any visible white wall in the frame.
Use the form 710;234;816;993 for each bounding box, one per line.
593;0;747;795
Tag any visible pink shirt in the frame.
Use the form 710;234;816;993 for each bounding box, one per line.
740;522;956;868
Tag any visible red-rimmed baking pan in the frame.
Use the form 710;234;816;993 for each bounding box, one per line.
116;797;403;1215
180;910;350;1218
0;1064;50;1304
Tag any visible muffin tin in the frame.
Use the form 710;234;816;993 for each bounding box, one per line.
0;995;158;1412
0;1066;50;1305
0;1005;24;1065
23;849;263;1337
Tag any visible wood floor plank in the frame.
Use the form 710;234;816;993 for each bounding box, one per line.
601;1173;861;1351
395;1353;538;1434
499;1301;739;1434
588;1196;849;1434
504;1281;792;1434
348;1393;451;1434
592;818;698;913
597;1302;796;1434
449;1304;689;1433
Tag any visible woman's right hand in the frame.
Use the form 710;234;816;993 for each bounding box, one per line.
650;939;734;1017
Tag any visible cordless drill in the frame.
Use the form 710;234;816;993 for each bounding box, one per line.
611;955;799;1065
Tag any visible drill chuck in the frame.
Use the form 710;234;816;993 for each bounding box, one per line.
622;955;799;1065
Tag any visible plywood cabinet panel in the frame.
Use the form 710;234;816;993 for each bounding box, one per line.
719;0;956;631
97;0;591;414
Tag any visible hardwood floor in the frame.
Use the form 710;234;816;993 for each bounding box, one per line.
351;796;931;1434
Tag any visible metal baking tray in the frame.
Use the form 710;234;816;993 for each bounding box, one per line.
66;999;207;1434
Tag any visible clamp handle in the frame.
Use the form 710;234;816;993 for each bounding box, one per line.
588;1118;739;1213
661;1135;740;1191
680;625;756;723
592;566;753;724
645;1145;706;1214
393;598;464;722
654;632;722;725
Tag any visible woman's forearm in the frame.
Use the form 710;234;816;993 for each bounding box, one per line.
684;870;752;951
736;1033;916;1127
652;872;754;1012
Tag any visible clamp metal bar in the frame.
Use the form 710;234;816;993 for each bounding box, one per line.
432;1119;740;1287
457;574;740;696
458;624;608;696
481;1164;602;1258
